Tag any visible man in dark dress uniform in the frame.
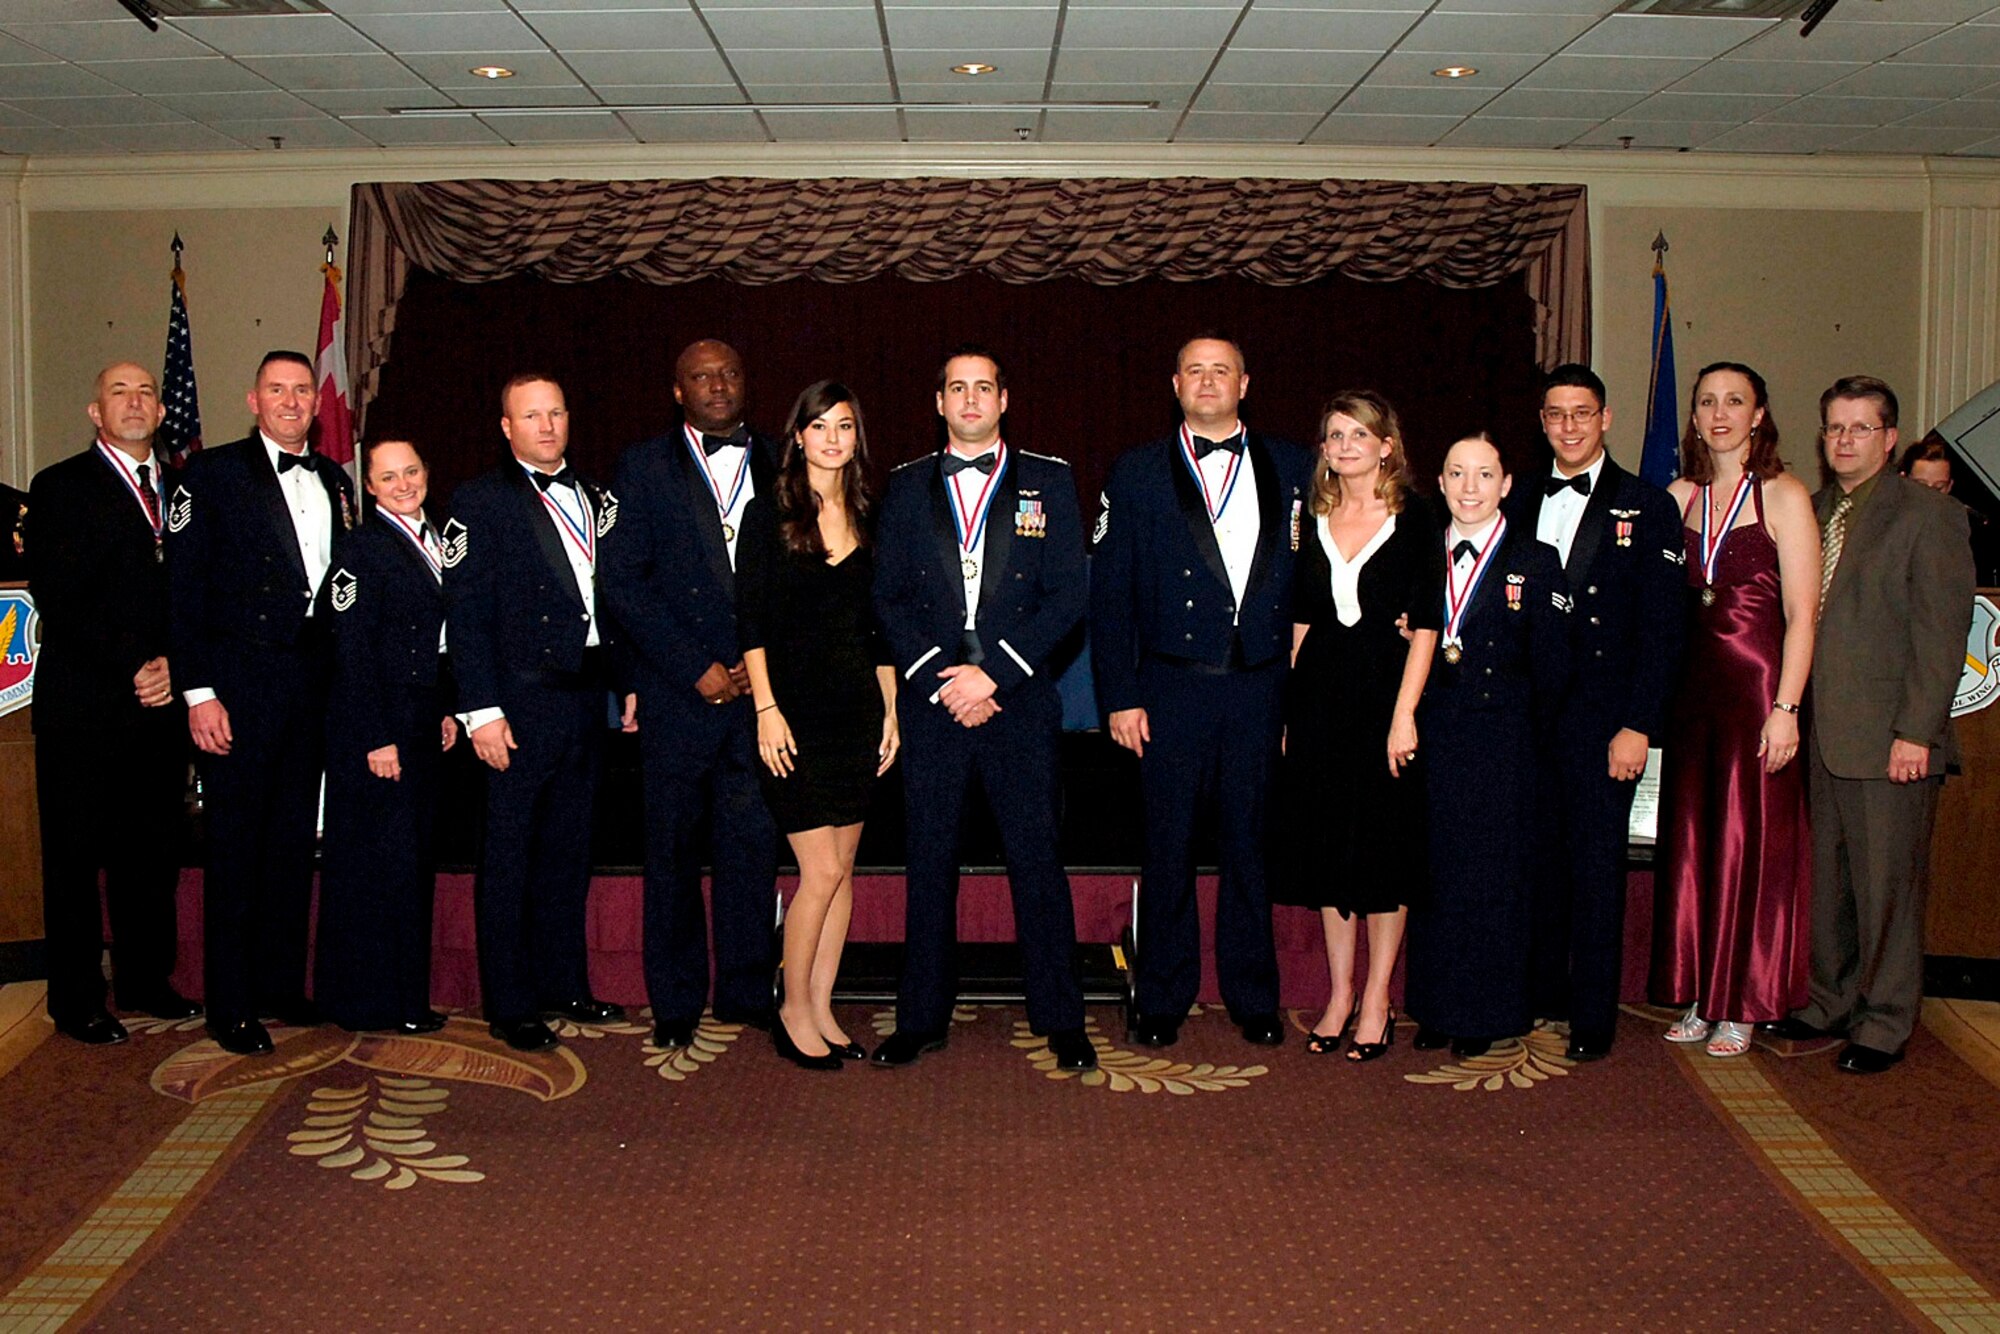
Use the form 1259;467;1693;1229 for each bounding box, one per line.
871;346;1095;1070
1089;335;1310;1050
167;350;354;1056
601;340;780;1050
447;373;628;1053
1508;364;1685;1062
27;362;200;1044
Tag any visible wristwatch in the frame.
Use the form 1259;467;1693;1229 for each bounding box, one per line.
1772;700;1800;714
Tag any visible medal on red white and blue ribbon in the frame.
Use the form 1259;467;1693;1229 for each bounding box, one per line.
1178;423;1244;523
537;477;595;567
945;443;1007;580
387;510;443;582
1442;516;1505;665
685;423;750;543
1698;474;1753;608
98;441;164;558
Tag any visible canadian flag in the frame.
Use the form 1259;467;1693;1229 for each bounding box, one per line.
314;260;354;466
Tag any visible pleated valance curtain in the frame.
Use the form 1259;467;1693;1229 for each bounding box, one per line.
345;176;1588;433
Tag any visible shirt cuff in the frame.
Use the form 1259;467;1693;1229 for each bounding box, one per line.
459;706;506;733
183;687;217;707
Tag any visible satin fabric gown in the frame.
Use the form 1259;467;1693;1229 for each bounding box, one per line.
1651;481;1812;1023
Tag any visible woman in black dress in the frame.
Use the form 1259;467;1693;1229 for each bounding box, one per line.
1276;390;1440;1062
1406;434;1569;1059
739;381;900;1071
316;438;456;1034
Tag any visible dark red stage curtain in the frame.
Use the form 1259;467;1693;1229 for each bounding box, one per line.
363;266;1544;513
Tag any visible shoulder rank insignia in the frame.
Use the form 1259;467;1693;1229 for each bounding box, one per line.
1092;492;1110;546
439;518;469;569
1552;591;1574;613
166;485;193;533
329;567;357;612
595;489;619;538
1663;546;1686;565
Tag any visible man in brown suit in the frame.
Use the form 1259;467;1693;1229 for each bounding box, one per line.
1765;376;1974;1073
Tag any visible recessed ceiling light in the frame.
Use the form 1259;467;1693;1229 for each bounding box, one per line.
951;62;997;76
469;65;514;80
1432;65;1478;79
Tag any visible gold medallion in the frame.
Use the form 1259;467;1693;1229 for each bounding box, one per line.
1443;643;1462;664
962;557;979;580
1701;586;1716;607
722;522;736;543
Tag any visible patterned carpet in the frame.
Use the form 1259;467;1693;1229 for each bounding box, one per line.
2;990;1997;1332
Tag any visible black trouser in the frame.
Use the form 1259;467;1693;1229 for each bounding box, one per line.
638;686;777;1024
200;634;330;1025
36;716;186;1023
475;663;605;1024
1133;655;1284;1021
897;681;1083;1036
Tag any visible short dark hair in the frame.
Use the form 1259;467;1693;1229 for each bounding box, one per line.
500;371;561;415
1900;437;1952;475
1820;375;1899;431
359;437;422;476
256;349;313;381
1541;363;1607;409
936;343;1006;394
1175;332;1246;374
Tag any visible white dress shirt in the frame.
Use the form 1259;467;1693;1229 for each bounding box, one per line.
947;444;1000;631
1192;426;1259;624
526;462;601;650
1536;451;1605;569
1321;512;1395;628
686;426;755;571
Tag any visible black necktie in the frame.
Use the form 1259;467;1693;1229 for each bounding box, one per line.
135;463;161;529
1544;473;1590;498
1191;432;1244;460
942;451;997;478
276;450;311;474
701;427;749;456
1452;540;1476;564
420;520;437;544
533;466;576;492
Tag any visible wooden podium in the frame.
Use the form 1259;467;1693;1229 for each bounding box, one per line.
1928;587;2000;984
0;581;42;969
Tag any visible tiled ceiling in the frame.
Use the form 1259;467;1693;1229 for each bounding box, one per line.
2;0;2000;157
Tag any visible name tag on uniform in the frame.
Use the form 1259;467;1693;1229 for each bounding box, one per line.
1015;498;1046;538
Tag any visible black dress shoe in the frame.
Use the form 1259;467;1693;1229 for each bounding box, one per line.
544;998;625;1024
1238;1014;1284;1047
1759;1017;1839;1042
117;986;201;1020
1131;1015;1181;1049
57;1012;129;1046
712;1005;775;1031
1836;1042;1903;1075
395;1011;448;1035
870;1030;947;1067
269;998;322;1029
208;1018;274;1055
489;1018;559;1052
773;1022;842;1071
1565;1031;1612;1062
1451;1036;1493;1059
1048;1029;1098;1071
652;1018;696;1050
1413;1026;1450;1051
824;1039;867;1061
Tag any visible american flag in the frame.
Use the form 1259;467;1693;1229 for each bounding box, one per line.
159;237;203;465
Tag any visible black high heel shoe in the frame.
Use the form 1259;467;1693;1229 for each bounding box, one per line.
773;1020;841;1071
824;1038;867;1061
1346;1010;1397;1063
1305;1005;1354;1056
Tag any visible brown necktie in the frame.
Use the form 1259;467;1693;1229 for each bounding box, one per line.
1817;493;1853;615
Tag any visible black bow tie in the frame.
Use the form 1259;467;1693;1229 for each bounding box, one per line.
701;427;749;456
1191;432;1244;460
1545;473;1590;498
1452;540;1477;564
943;451;997;478
532;466;576;493
275;450;312;475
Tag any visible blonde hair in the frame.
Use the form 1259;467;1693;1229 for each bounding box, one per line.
1312;389;1409;517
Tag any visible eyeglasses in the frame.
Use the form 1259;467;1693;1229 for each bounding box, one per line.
1540;408;1601;426
1818;424;1889;441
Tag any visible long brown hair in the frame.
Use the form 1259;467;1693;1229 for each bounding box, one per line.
1680;361;1784;484
775;379;874;556
1311;389;1410;517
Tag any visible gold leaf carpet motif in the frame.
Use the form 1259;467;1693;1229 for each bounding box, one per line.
642;1014;745;1082
288;1076;484;1190
1014;1016;1269;1093
1404;1022;1576;1091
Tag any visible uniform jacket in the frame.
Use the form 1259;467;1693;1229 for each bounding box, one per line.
873;446;1085;698
327;512;449;756
1422;523;1571;725
1811;472;1975;778
164;433;354;690
1507;454;1685;741
25;443;179;733
1089;430;1312;713
600;427;780;692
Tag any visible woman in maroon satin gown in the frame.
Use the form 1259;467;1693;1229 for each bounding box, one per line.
1650;363;1821;1057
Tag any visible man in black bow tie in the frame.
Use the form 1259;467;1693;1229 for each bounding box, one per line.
600;340;781;1049
1507;363;1684;1061
1089;335;1312;1050
448;373;631;1052
167;351;355;1054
